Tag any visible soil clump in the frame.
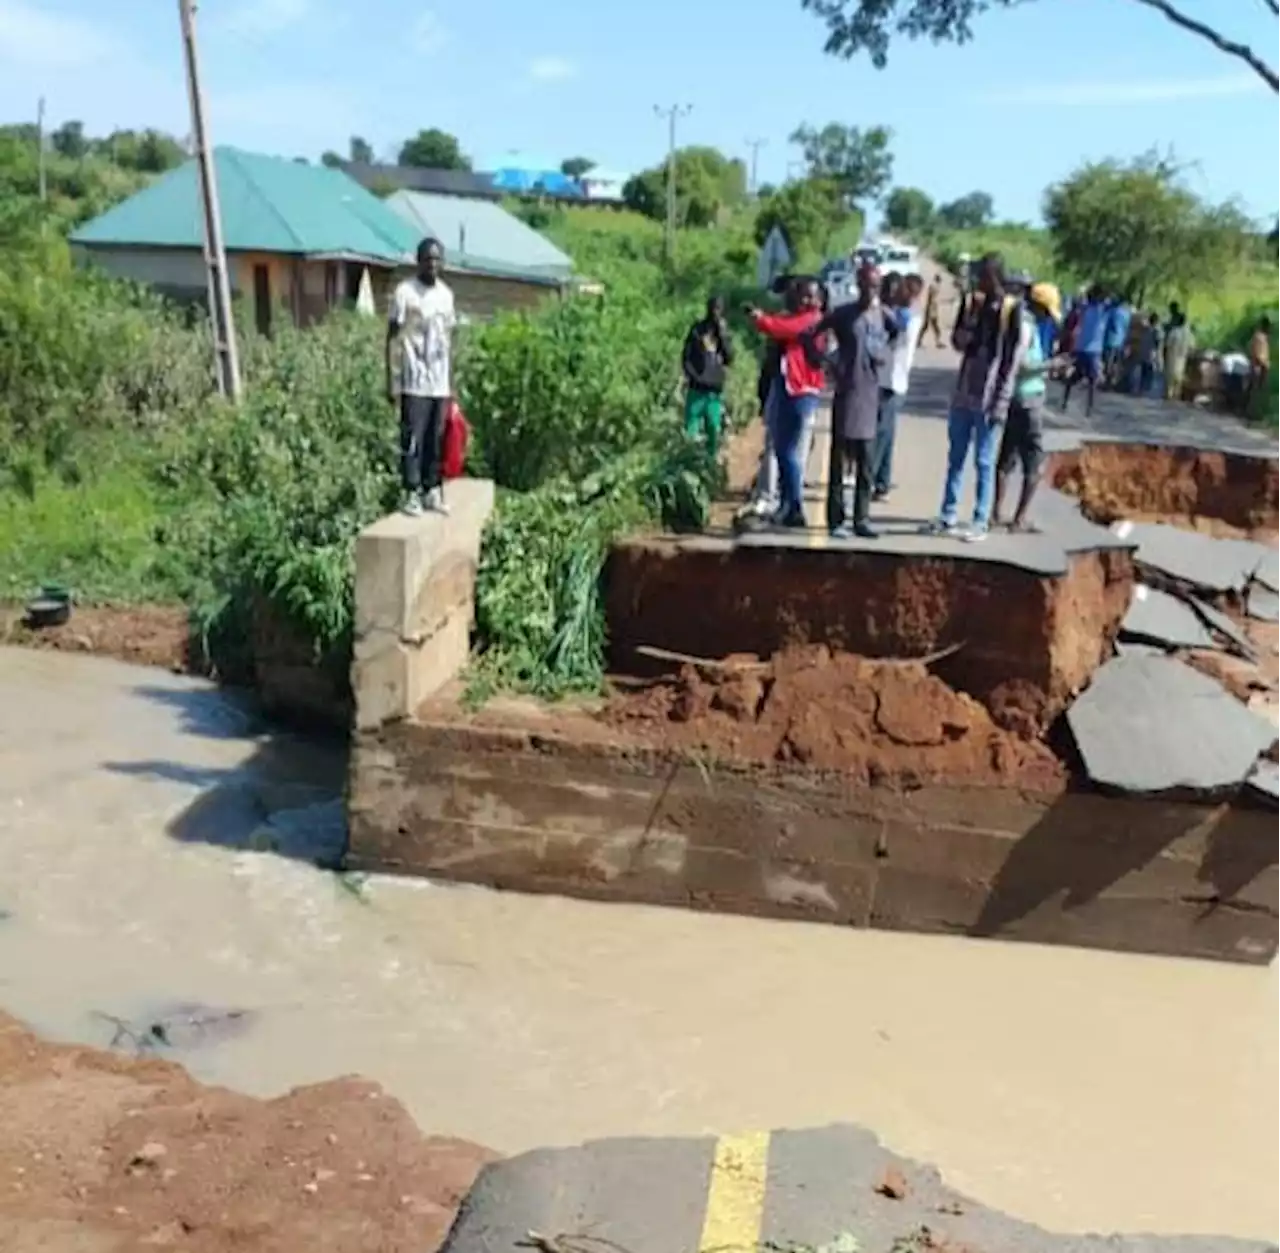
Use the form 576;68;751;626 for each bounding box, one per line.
606;644;1066;789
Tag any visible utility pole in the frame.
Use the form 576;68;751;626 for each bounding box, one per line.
178;0;242;403
36;97;47;203
653;103;691;266
745;137;767;196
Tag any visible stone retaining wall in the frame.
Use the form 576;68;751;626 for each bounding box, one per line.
348;718;1278;965
351;479;495;730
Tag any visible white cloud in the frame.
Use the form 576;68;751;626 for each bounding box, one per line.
411;11;447;53
222;0;308;39
0;0;118;67
528;56;575;83
984;74;1261;106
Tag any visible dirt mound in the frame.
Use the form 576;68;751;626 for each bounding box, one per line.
607;645;1065;789
0;1013;495;1253
1;603;192;672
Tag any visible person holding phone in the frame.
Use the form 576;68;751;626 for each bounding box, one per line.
745;278;826;530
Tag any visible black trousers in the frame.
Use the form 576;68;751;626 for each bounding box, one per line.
399;395;446;493
825;434;874;531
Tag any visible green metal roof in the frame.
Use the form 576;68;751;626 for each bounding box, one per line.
385;189;573;285
70;147;421;264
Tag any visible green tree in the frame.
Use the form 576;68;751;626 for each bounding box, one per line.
755;177;850;263
883;186;934;233
801;0;1277;93
320;151;343;168
397;128;470;170
561;156;596;182
97;129;185;173
349;136;374;163
937;190;994;230
1044;154;1252;304
789;123;893;208
622;146;747;228
51;120;87;159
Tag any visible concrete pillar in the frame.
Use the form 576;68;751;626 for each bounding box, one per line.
352;478;495;730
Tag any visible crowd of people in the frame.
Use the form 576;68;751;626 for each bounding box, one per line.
680;249;1273;546
682;252;1056;543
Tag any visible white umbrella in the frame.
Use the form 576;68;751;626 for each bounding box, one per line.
355;267;375;317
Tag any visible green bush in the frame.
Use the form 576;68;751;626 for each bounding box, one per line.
1;200;771;703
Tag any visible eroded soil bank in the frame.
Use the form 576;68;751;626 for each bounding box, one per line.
1049;442;1280;539
0;1012;493;1253
605;543;1133;737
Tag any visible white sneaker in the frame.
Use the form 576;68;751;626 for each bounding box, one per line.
425;486;449;515
921;518;965;538
963;525;989;544
401;492;425;517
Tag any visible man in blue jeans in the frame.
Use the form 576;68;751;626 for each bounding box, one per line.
923;252;1024;544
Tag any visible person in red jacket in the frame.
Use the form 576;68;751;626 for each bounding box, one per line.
746;278;826;529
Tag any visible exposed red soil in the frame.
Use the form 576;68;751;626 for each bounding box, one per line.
1;602;192;672
604;644;1066;790
1049;443;1279;540
605;542;1132;738
0;1012;494;1253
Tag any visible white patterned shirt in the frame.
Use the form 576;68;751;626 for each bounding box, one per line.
389;277;456;398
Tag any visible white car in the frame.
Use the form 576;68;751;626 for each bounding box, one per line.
881;244;919;275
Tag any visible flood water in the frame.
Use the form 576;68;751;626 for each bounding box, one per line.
0;646;1275;1242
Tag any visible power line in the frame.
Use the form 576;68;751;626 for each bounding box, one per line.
36;97;47;203
744;137;767;195
653;104;692;265
178;0;242;403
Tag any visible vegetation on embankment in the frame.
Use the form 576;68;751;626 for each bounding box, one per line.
0;196;765;702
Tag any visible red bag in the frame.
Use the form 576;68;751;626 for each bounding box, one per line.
441;398;470;479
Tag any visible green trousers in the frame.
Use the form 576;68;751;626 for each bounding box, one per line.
684;389;724;456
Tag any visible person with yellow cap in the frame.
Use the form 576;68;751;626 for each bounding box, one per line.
993;280;1061;533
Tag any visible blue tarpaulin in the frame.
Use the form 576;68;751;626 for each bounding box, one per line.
487;167;583;197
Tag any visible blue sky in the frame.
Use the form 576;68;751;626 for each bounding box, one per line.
1;0;1276;224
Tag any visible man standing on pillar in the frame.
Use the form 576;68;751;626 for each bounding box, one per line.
386;237;457;517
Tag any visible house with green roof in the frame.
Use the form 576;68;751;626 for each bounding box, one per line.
383;188;578;317
70;147;421;332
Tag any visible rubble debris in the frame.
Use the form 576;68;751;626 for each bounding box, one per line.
95;1002;258;1056
1120;585;1216;651
1066;654;1278;794
1247;582;1280;624
1188;595;1258;659
1114;641;1168;659
1113;521;1273;596
605;645;1065;788
876;1166;910;1199
1253;548;1280;593
1244;759;1279;807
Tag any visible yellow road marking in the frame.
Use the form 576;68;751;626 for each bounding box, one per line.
698;1131;771;1253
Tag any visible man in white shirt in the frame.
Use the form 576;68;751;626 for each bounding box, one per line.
872;271;924;501
386;237;457;516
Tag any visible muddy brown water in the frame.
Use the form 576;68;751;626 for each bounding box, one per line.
0;647;1275;1243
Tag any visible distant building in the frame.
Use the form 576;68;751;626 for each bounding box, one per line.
339;162;501;202
579;169;629;204
479;152;629;205
70;147;419;333
384;190;576;317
